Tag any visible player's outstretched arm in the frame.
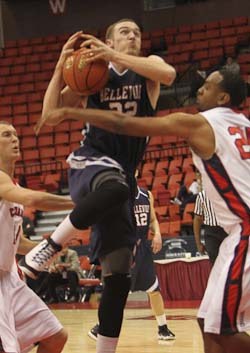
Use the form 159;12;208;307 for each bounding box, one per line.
0;172;74;211
36;107;215;159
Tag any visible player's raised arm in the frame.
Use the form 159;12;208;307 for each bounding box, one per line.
41;31;86;121
80;34;176;86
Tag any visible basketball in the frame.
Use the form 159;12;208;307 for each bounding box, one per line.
63;49;109;95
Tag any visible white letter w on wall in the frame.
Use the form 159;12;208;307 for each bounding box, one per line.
49;0;66;14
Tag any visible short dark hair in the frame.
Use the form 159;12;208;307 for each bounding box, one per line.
105;18;140;40
218;68;247;107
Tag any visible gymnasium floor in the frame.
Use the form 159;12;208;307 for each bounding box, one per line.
31;297;204;353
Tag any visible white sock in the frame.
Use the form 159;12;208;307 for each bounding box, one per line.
50;215;79;245
156;314;167;327
96;334;119;353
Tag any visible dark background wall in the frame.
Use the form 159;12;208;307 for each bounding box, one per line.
1;0;250;41
143;0;250;29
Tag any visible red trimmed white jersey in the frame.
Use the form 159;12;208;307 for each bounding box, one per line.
0;198;23;271
192;107;250;234
194;107;250;334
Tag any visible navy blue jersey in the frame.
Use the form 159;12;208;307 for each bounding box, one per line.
85;64;155;175
134;187;151;241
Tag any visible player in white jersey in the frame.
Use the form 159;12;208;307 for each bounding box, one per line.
38;68;250;353
0;121;74;353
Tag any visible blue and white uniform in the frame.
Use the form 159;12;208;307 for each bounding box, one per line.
67;63;155;259
131;187;159;292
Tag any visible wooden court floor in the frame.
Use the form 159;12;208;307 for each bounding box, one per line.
31;302;205;353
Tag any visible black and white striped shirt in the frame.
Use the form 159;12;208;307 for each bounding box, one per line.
194;190;218;226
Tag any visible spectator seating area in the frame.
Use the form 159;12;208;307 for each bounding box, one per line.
141;16;250;76
138;142;196;237
0;16;249;239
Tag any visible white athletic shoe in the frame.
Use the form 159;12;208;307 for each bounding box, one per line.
19;238;62;279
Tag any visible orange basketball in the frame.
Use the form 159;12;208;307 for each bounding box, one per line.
63;49;109;95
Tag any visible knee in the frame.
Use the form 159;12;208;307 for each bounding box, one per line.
99;180;129;204
147;290;160;298
103;273;131;295
69;179;129;230
197;319;222;345
57;328;68;346
92;169;129;204
197;317;204;331
39;328;68;352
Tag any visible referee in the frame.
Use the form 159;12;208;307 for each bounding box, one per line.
193;190;228;264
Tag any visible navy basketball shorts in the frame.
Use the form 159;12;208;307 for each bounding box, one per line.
67;144;136;259
67;144;124;204
131;240;157;292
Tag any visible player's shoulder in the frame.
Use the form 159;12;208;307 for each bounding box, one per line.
200;107;234;120
141;188;150;200
138;186;148;195
0;171;9;201
0;171;17;198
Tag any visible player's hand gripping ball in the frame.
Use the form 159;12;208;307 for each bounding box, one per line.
63;49;109;95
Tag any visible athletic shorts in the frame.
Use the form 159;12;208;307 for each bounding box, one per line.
0;270;62;353
130;239;158;292
68;144;136;259
198;223;250;334
67;144;124;203
203;225;228;264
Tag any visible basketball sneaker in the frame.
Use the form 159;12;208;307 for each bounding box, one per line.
19;238;62;279
158;325;175;340
88;324;99;341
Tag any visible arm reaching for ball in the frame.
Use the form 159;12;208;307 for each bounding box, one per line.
35;107;215;161
41;31;88;122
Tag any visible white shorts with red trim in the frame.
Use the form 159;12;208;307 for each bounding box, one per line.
198;223;250;334
0;269;62;353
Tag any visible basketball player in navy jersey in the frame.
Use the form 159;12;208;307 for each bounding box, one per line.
88;176;175;341
40;69;250;353
21;19;176;353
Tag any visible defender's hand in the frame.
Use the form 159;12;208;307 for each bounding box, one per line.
35;108;68;135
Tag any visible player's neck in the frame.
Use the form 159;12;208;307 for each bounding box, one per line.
0;160;15;178
110;61;127;74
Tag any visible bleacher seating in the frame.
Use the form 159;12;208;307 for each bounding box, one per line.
0;15;249;239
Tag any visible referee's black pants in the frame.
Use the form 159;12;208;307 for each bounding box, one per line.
203;225;228;265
